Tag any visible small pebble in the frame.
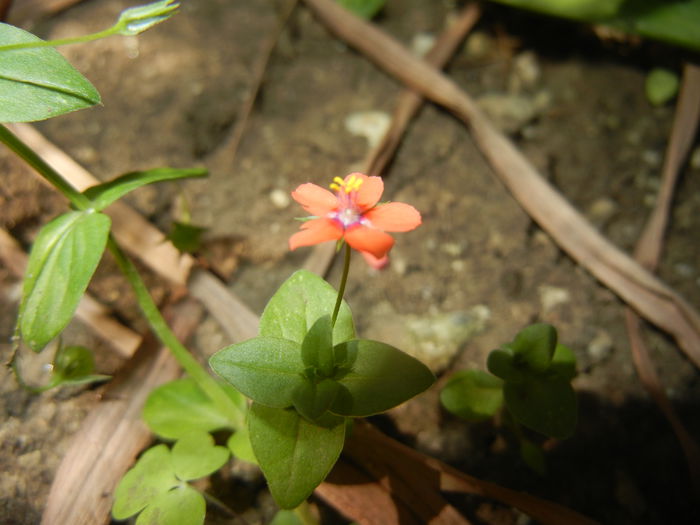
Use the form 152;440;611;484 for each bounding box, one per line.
587;330;614;363
269;188;290;209
538;285;570;313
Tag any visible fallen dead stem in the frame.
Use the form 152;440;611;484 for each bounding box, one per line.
302;0;700;370
624;63;700;493
7;0;87;26
303;2;481;276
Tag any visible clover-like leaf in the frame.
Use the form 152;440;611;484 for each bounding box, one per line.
440;369;504;421
143;378;245;440
259;270;354;345
248;403;345;509
19;211;110;351
227;427;257;464
209;337;306;408
330;339;435;417
0;23;100;122
82;167;207;212
171;431;229;481
135;484;204;525
112;445;178;520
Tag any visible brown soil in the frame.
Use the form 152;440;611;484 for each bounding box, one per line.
1;1;699;524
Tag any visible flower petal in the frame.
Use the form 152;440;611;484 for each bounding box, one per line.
361;251;389;269
289;218;342;250
291;183;338;216
344;224;394;259
351;173;383;210
363;202;422;232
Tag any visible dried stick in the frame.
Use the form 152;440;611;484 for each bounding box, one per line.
624;63;700;491
7;0;87;25
0;227;140;358
41;300;202;525
301;0;700;369
302;2;481;275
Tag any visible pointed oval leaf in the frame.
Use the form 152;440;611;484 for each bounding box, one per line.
209;337;306;408
83;167;207;211
292;378;340;422
550;343;577;380
260;270;354;345
227;427;257;464
248;403;345;509
143;378;245;440
135;484;205;525
511;323;557;373
0;23;100;122
19;211;110;351
171;431;229;481
440;369;504;421
330;339;435;417
112;445;178;520
487;347;522;382
504;377;577;439
301;314;334;377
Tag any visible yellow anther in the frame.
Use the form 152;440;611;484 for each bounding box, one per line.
330;174;364;193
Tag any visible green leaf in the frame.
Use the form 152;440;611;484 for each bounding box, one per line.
19;211;110;351
143;378;245;440
550;343;577;380
82;167;207;211
51;345;110;386
112;445;178;520
248;403;345;509
336;0;386;19
510;323;557;373
270;509;304;525
330;339;435;417
487;347;522;382
301;314;334;377
227;427;257;464
504;377;577;439
209;337;306;408
135;484;205;525
0;23;100;122
171;431;229;481
440;369;504;421
645;68;679;106
167;221;206;254
259;270;354;345
520;438;546;475
292;378;341;422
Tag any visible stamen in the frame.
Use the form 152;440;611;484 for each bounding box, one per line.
330;174;364;193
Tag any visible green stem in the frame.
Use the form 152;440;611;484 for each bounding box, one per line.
108;237;245;429
330;243;351;327
0;124;91;210
0;27;118;52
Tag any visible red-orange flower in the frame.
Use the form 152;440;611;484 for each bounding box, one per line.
289;173;421;268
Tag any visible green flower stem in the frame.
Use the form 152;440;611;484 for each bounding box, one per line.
107;236;245;429
0;27;118;52
0;124;91;210
331;243;351;327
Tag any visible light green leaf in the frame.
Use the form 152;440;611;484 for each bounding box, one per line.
270;509;304;525
248;403;345;509
135;484;205;525
210;337;306;408
292;378;341;422
550;343;577;380
440;369;504;421
83;167;207;211
227;427;257;464
143;378;245;440
330;339;435;417
504;377;577;439
259;270;354;345
51;345;110;387
645;68;679;106
19;211;110;351
171;431;229;481
112;445;178;520
0;23;100;122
